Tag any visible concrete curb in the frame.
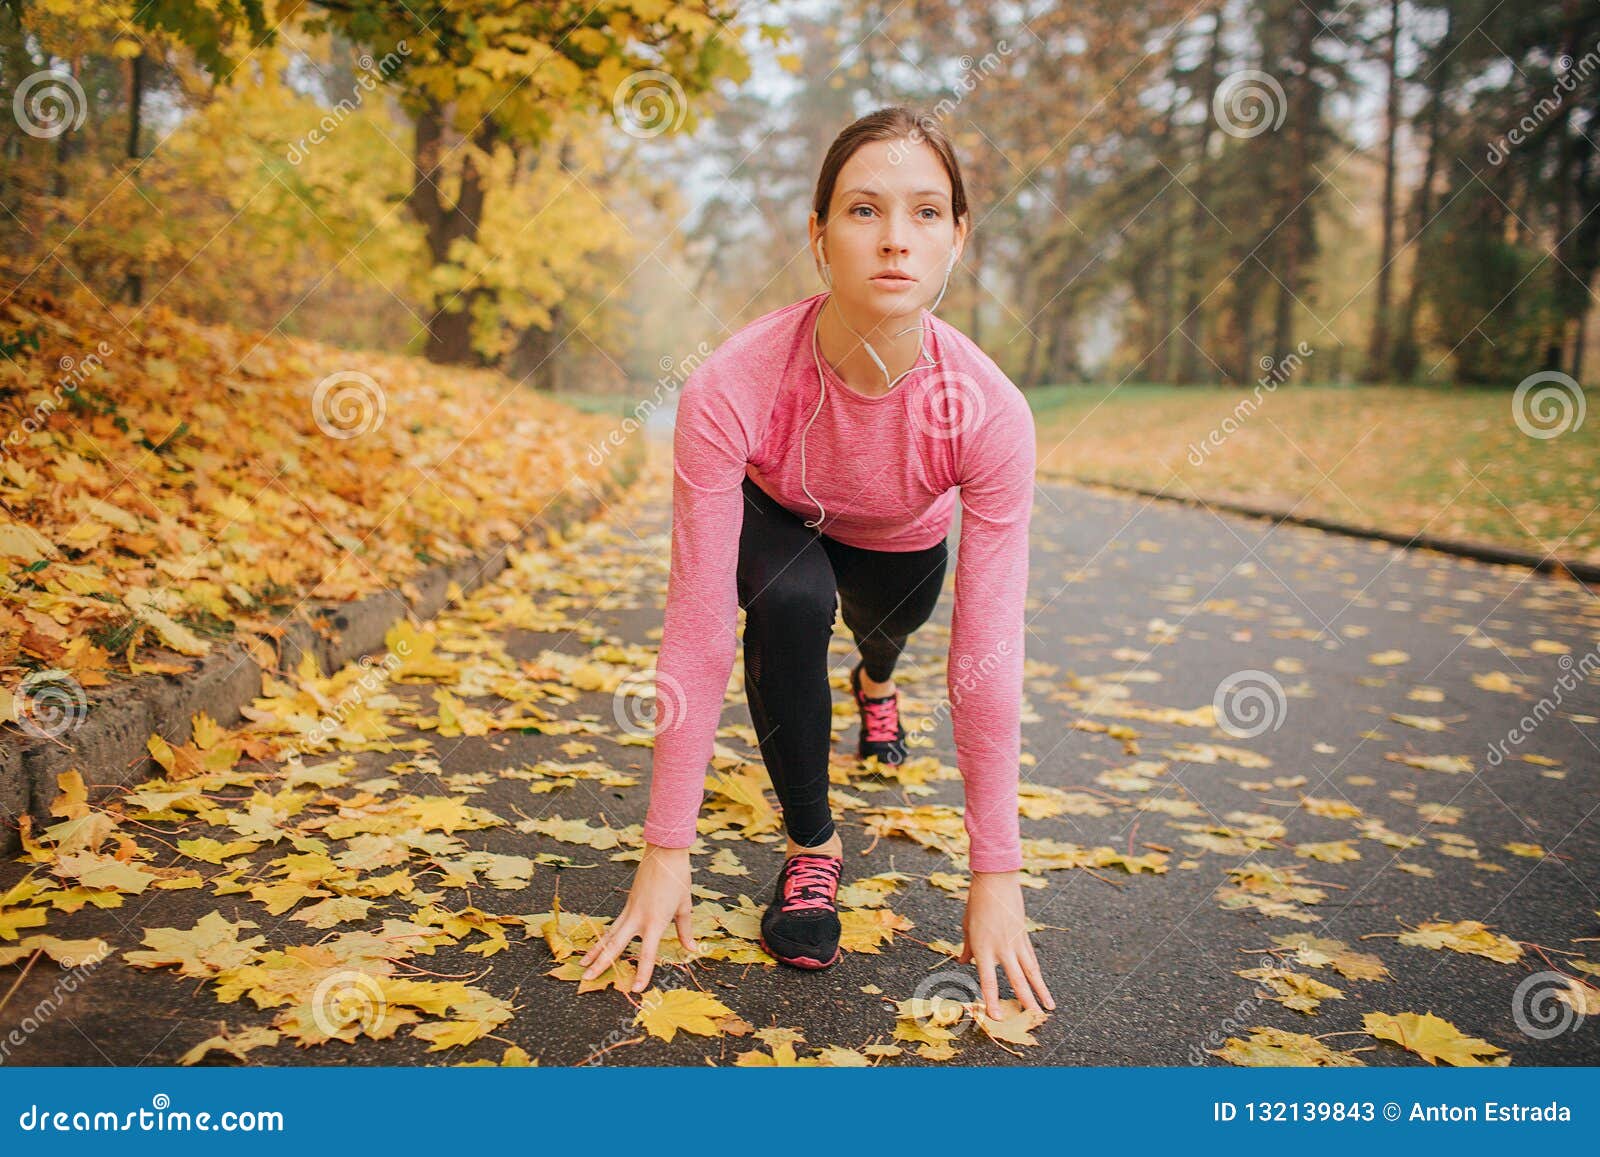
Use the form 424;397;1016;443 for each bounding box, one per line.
1044;471;1600;585
0;446;645;856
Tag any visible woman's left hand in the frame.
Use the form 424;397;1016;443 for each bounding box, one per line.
957;869;1056;1019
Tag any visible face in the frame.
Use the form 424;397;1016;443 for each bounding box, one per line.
810;137;966;320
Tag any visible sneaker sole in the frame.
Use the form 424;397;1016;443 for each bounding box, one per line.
858;745;907;765
759;934;842;970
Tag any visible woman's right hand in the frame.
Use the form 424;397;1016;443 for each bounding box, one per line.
579;842;698;992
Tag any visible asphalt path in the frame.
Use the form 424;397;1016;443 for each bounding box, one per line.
3;439;1597;1066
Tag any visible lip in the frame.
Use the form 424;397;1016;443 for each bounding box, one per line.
870;272;917;286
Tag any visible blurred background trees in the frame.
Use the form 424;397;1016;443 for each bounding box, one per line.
2;0;1595;390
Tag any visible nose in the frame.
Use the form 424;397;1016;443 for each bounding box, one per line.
879;209;911;255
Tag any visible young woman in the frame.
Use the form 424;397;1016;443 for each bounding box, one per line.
580;107;1054;1021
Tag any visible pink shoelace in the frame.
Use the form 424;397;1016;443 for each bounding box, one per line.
861;695;901;743
780;854;841;912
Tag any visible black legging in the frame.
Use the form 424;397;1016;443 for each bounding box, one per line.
735;475;949;848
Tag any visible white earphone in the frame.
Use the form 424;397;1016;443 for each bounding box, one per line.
799;235;960;529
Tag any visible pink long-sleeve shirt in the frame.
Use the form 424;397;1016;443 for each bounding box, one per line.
643;291;1035;873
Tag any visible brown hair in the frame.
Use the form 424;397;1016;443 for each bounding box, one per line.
812;106;969;226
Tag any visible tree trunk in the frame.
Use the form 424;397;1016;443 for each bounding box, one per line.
508;303;564;390
124;49;146;306
1272;7;1315;359
1178;3;1225;385
1153;86;1180;383
1364;0;1400;381
49;56;80;199
1393;8;1453;381
410;99;500;366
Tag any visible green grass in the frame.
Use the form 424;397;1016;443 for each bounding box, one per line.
1027;383;1599;565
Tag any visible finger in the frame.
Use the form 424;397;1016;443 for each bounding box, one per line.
632;937;659;993
580;933;618;979
1001;953;1041;1014
579;915;618;967
956;940;971;964
977;956;1002;1019
675;908;698;955
582;921;634;980
1021;941;1056;1010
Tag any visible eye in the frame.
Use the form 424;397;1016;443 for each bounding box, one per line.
918;206;941;220
850;204;876;218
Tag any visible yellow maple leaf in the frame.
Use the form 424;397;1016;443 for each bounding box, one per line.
383;619;461;681
0;934;112;967
0;906;51;942
49;770;89;819
412;1019;495;1052
973;998;1048;1045
838;906;912;954
1294;840;1361;863
633;987;735;1042
1385;752;1473;774
124;911;266;978
1299;796;1363;819
124;590;212;656
147;733;205;779
1398;920;1523;964
1211;1026;1366;1067
178;1025;282;1066
1362;1011;1508;1066
1389;713;1449;732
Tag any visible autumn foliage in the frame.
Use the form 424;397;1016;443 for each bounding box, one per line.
0;265;630;698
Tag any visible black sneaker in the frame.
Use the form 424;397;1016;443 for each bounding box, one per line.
851;659;908;765
759;852;843;969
